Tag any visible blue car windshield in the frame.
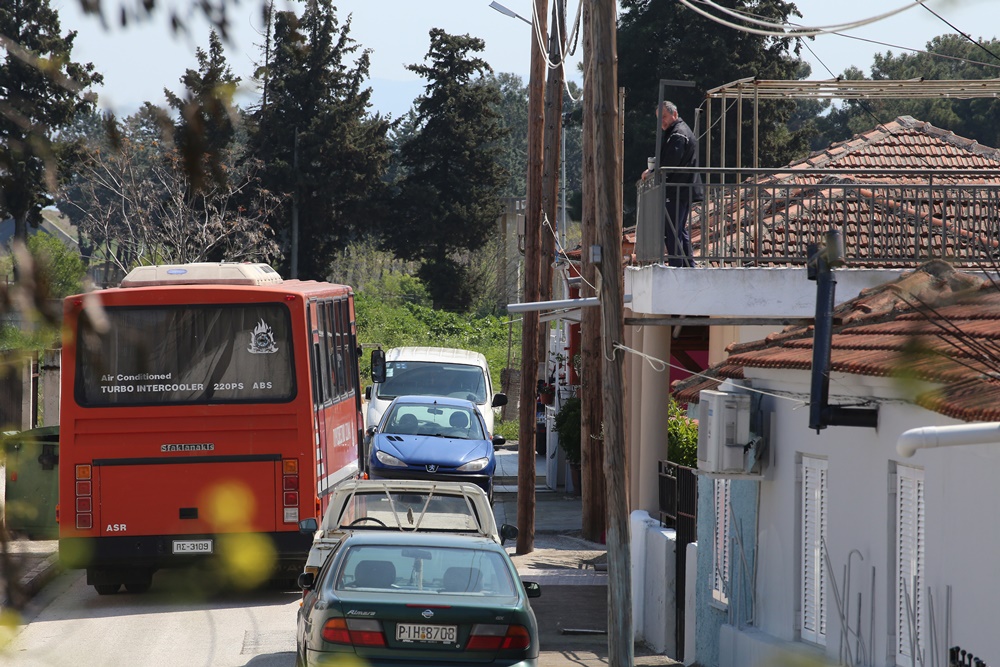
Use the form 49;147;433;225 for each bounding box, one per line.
334;544;516;596
383;404;485;440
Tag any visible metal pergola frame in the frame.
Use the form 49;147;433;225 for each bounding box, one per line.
703;77;1000;172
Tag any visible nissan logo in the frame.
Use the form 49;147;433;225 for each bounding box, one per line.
422;609;435;619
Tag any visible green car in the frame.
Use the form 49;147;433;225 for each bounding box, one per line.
296;531;541;667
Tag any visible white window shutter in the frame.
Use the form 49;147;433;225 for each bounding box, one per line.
896;465;925;667
712;478;731;604
800;456;828;645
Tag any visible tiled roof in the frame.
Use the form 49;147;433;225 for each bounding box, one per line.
691;117;1000;265
786;116;1000;175
672;261;1000;421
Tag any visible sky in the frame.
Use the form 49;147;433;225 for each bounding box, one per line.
52;0;996;121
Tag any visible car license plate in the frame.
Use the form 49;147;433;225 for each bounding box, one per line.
172;539;213;554
396;623;457;643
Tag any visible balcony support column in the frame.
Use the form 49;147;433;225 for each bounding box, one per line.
638;323;671;515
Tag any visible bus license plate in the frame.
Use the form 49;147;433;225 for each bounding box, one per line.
172;539;213;554
396;623;457;643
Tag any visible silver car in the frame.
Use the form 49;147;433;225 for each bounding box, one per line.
298;479;516;576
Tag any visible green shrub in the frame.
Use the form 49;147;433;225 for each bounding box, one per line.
354;289;519;391
667;397;698;468
494;419;520;441
553;397;582;465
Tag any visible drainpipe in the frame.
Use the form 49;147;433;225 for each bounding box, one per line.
896;422;1000;458
807;229;879;433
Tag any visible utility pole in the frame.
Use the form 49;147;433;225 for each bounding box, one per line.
517;0;548;556
291;128;299;279
579;0;606;544
587;0;632;664
539;1;565;306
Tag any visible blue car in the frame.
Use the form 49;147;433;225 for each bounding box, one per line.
367;396;503;503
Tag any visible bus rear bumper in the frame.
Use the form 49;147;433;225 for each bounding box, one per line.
60;531;313;572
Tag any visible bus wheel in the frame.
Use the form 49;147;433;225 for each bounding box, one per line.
94;583;121;595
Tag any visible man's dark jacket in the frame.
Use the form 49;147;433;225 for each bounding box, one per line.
659;118;704;202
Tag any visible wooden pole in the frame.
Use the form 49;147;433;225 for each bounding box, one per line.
540;0;564;304
588;1;632;664
517;0;548;556
537;0;565;382
580;0;605;544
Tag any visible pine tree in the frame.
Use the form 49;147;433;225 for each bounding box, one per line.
617;0;810;183
818;34;1000;149
0;0;102;242
164;30;241;191
389;29;508;312
246;0;390;281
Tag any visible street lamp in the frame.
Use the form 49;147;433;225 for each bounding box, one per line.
489;1;532;26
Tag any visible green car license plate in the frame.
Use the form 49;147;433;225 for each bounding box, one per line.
396;623;457;643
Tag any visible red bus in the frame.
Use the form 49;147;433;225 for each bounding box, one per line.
58;263;364;594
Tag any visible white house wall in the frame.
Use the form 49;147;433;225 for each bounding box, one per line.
625;267;903;318
723;369;1000;667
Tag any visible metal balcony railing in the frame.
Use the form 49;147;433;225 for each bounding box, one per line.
635;167;1000;268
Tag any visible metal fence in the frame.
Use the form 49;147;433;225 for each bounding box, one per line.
636;168;1000;268
658;459;697;656
951;646;989;667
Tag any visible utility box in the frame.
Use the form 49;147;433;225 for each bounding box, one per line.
697;390;750;474
2;425;60;538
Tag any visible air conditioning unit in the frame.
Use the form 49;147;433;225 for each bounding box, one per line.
697;389;751;474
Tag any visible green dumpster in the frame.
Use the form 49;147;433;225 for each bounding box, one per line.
2;425;60;539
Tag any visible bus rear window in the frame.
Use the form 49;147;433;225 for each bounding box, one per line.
76;304;296;406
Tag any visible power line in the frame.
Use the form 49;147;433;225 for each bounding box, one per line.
720;0;1000;73
830;31;1000;71
695;0;933;35
677;0;933;39
916;1;1000;65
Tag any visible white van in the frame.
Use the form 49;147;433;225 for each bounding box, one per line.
365;346;507;435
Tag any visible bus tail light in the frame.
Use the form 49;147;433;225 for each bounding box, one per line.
75;464;93;530
282;459;299;522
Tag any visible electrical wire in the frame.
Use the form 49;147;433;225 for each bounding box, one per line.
917;0;1000;65
677;0;930;39
542;210;597;292
529;0;561;70
720;1;1000;72
694;0;932;34
611;342;809;406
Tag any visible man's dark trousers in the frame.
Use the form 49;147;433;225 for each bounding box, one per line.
665;197;693;268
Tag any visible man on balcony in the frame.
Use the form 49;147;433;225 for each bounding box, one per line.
642;101;704;267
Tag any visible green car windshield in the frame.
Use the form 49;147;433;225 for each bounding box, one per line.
334;544;516;596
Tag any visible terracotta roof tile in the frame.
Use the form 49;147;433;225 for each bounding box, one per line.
672;261;1000;421
691;117;1000;265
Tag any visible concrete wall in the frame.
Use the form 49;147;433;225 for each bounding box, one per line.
712;367;1000;667
626;266;904;318
630;510;678;657
694;472;760;667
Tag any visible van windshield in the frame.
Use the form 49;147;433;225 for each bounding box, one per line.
376;362;487;404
